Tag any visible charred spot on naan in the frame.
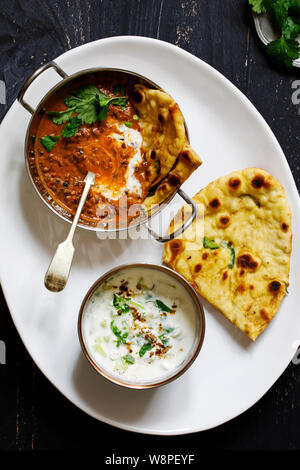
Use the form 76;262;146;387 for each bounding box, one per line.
237;253;260;272
251;173;272;190
209;198;221;209
228;177;241;190
268;280;281;294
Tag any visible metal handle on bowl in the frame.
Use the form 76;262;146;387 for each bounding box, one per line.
145;188;197;243
17;61;68;115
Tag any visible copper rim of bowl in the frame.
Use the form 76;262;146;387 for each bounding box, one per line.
78;263;205;390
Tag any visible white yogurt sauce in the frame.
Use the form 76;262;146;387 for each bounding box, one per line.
97;125;143;201
82;267;197;382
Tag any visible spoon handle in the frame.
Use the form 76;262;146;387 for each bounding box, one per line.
44;171;95;292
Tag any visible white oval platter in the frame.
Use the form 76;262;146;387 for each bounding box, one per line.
0;36;299;435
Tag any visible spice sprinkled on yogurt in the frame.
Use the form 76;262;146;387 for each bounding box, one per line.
81;267;197;382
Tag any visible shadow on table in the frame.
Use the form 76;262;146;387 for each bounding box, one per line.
72;352;156;426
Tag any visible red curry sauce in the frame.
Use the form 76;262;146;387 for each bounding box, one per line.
34;73;151;227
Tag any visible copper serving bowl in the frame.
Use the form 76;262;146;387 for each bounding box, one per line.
18;61;197;243
78;263;205;390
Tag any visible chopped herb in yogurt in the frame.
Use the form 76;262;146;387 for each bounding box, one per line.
82;267;197;381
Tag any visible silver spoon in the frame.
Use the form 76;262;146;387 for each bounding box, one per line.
44;171;96;292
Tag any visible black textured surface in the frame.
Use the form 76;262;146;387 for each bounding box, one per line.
0;0;299;451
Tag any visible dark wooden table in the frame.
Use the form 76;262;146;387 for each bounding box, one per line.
0;0;299;452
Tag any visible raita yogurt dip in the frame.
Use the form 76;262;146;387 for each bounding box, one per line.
80;266;203;384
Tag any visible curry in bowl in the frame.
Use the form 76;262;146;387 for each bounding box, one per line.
28;70;201;229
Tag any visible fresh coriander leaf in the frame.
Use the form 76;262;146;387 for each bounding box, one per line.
62;116;81;138
203;237;219;250
269;0;291;30
110;321;128;347
72;84;104;101
97;95;111;107
64;95;82;108
164;327;174;334
122;354;135;364
158;334;169;346
113;84;125;95
98;104;109;122
221;242;235;269
112;97;128;109
48;109;73;125
266;35;300;67
155;300;171;312
139;343;152;357
124;121;132;128
76;102;98;124
282;16;300;38
40;135;60;152
113;294;130;314
249;0;266;14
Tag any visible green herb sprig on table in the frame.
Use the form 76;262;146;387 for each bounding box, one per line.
249;0;300;68
40;84;128;151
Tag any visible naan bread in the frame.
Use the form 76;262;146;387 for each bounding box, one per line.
163;168;292;341
131;84;202;210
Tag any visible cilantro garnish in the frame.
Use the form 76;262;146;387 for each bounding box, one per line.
158;334;169;346
155;300;171;312
139;343;152;357
40;116;81;151
122;354;135;365
249;0;300;68
62;116;82;138
164;327;174;334
221;242;236;269
40;84;128;151
113;294;130;314
203;237;219;250
110;321;128;347
249;0;267;14
282;15;300;38
39;135;60;152
266;36;300;67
